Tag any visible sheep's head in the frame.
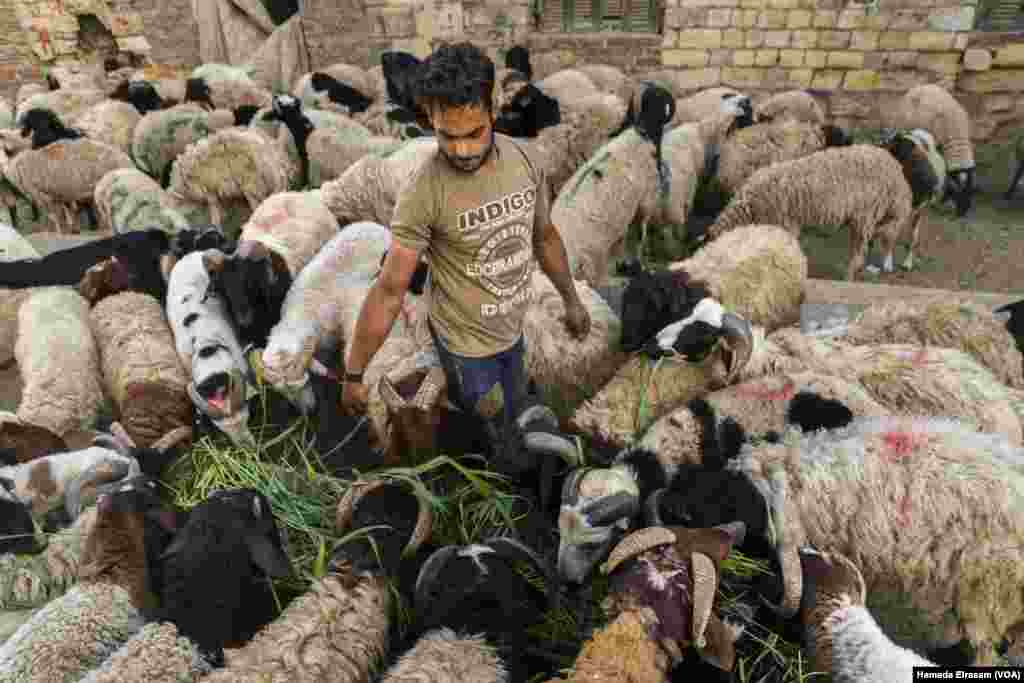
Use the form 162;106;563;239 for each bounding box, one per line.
881;129;943;209
381;50;422;110
184;77;215;109
203;244;291;342
722;93;754;131
19;107;80;148
629;82;676;143
601;522;747;671
946;166;976;217
111;79;164;115
64;448;142;521
310;72;373;115
797;547;868;670
504;45;532;81
380;365;448;465
494;81;560;138
334;477;434;576
171;224;230;259
414;535;553;638
252;334;318;416
557;466;641;584
0;478;38;554
822;124;852;148
619;268;712;352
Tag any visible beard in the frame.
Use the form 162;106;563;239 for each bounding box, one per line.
441;130;495;174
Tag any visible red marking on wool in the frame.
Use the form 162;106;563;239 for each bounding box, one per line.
881;430;925;461
895;491;912;527
735;380;796;402
910;348;929;367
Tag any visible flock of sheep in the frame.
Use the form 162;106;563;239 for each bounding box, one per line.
0;42;1023;682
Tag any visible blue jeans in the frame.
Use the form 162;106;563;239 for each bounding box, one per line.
428;321;529;468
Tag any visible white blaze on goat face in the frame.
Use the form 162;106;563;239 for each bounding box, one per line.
654;297;726;352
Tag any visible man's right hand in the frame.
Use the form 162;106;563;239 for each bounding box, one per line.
340;380;369;416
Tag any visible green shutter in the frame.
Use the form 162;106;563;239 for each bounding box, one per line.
564;0;597;31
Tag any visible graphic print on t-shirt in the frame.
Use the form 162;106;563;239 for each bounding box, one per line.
458;185;537;319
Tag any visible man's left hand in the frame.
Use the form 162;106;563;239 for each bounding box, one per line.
563;299;591;339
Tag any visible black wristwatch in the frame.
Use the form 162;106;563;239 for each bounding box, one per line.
344;371;364;383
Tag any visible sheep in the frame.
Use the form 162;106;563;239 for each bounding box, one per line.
618;226;807;351
187;67;273;111
167;124;294;229
171;478;432;682
71;100;142;155
0;228;175;303
649;411;1024;664
203;188;340;348
555;448;669;584
753;89;827;124
881;83;975;216
18;107;84;149
150;488;293;666
543;522;747;682
843;299;1024;389
536;69;600;107
797;547;937;682
92;167;192;235
1006;133;1024;199
670;87;745;127
493;72;561;139
293;64;376;113
378;629;508;683
575;64;636;104
3;112;135;233
254;221;392;416
0;480;36;557
714;118;852;198
0;223;38;367
701;143;927;281
89;291;193;448
10;287;106;439
320;136;438;227
552;82;679;286
0;411;69;465
130;104;248;187
15;88;108;129
739;327;1024;445
0;475;179;682
165;250;256;448
107;79;168;116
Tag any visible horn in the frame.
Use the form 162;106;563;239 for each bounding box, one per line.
601;526;676;575
414;545;459;613
412;365;447;411
379;374;407;411
110;422;138;451
65;457;136;520
560;467;592;506
406;483;435;557
719;312;754;384
485;535;555;603
761;543;803;619
159;252;177;283
582;490;640;526
644;487;668;526
335;478;389;532
298;337;317;370
691;551;717;649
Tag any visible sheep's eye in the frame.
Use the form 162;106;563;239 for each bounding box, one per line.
197;346;218;359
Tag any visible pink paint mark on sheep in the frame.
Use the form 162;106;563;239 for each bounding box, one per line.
880;430;925;462
895;491;912;527
734;380;796;402
910;348;929;367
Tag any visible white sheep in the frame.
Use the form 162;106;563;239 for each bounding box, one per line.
2;135;135;233
703;144;917;280
12;287;106;438
15;88;107;128
671;87;745;127
378;629;508;682
754;89;826;124
168;126;294;227
292;63;377;112
93;167;191;235
257;221;392;414
0;223;38;366
71;100;141;156
165;251;256;448
536;69;600;106
797;547;936;682
713;415;1024;664
130;105;239;185
189;64;273;110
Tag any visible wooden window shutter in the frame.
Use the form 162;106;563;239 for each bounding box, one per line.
569;0;598;31
623;0;657;31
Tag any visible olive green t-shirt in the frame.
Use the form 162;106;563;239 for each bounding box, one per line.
390;133;551;358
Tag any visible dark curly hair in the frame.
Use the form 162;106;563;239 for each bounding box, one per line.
413;41;496;113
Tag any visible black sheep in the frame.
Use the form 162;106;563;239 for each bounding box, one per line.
109;79;166;115
152;488;293;665
494;77;561;139
19;107;83;149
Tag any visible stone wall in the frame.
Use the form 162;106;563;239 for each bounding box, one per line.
326;0;1023;141
0;0;199;99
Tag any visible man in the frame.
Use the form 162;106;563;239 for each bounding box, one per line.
340;42;591;476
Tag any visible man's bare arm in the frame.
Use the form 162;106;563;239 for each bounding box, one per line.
534;221;581;305
344;242;423;375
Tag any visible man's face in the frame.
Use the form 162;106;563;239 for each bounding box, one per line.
430;103;495;174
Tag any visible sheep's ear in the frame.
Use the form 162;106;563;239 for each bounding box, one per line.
244;531;294;578
202;250;226;273
244;241;271;262
695;614;743;671
159;532;189;560
160;253;177;282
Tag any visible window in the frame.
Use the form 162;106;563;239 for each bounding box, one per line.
975;0;1024;30
533;0;659;33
